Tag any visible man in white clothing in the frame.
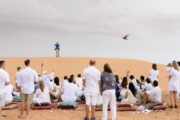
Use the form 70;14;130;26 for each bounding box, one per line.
83;60;101;120
55;77;78;103
137;80;162;106
16;67;21;89
75;74;83;97
0;61;10;117
17;59;38;119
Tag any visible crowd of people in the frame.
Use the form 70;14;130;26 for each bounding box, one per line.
0;59;180;120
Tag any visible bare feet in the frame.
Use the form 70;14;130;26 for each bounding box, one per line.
18;116;24;119
26;116;32;119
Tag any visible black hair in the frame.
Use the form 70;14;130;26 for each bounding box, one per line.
0;61;5;68
129;82;137;97
70;75;74;79
64;76;68;80
140;76;145;80
24;59;30;66
146;78;151;83
17;67;21;71
77;74;81;78
115;75;119;84
130;75;134;80
153;80;158;87
69;77;74;83
54;77;60;86
104;63;112;73
178;61;180;66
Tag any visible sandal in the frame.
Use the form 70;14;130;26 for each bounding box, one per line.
175;105;178;108
169;105;173;108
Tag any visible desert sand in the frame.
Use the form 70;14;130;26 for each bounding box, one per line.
0;57;180;120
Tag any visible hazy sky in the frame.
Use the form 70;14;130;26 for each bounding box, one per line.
0;0;180;64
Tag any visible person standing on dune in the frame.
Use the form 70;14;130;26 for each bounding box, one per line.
0;61;10;118
83;60;101;120
54;42;60;57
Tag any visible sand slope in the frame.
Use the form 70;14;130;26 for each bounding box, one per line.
0;57;178;120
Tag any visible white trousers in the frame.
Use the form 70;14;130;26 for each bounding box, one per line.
102;89;116;120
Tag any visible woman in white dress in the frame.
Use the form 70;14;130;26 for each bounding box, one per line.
33;81;51;105
121;82;137;104
167;61;180;108
149;64;159;82
120;77;128;98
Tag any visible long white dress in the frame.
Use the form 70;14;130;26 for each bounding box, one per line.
121;89;136;104
167;67;180;92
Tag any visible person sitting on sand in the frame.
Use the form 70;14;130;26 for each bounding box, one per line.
115;75;120;99
129;75;140;90
142;77;153;92
167;61;180;108
101;63;116;120
149;63;159;82
75;74;83;97
137;81;162;107
55;77;78;103
139;76;145;89
120;77;128;98
16;67;21;89
49;77;61;98
5;84;13;104
61;76;69;90
121;82;137;104
33;81;51;105
0;61;10;117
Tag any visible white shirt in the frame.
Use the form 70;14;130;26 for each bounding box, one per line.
150;69;159;82
41;75;50;88
83;66;101;94
5;84;13;103
62;79;69;91
61;83;78;103
34;88;51;104
17;67;38;94
147;86;162;102
16;71;21;85
131;78;140;90
0;68;10;93
75;77;83;90
143;83;153;92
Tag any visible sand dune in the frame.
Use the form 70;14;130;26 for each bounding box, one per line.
0;57;178;120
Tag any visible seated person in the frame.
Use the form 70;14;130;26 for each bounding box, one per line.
115;75;120;99
129;75;140;90
137;80;162;106
56;77;78;103
120;77;128;98
49;77;61;98
5;84;13;104
142;77;153;92
61;76;69;91
139;76;145;89
75;74;83;97
121;82;137;104
33;81;51;105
